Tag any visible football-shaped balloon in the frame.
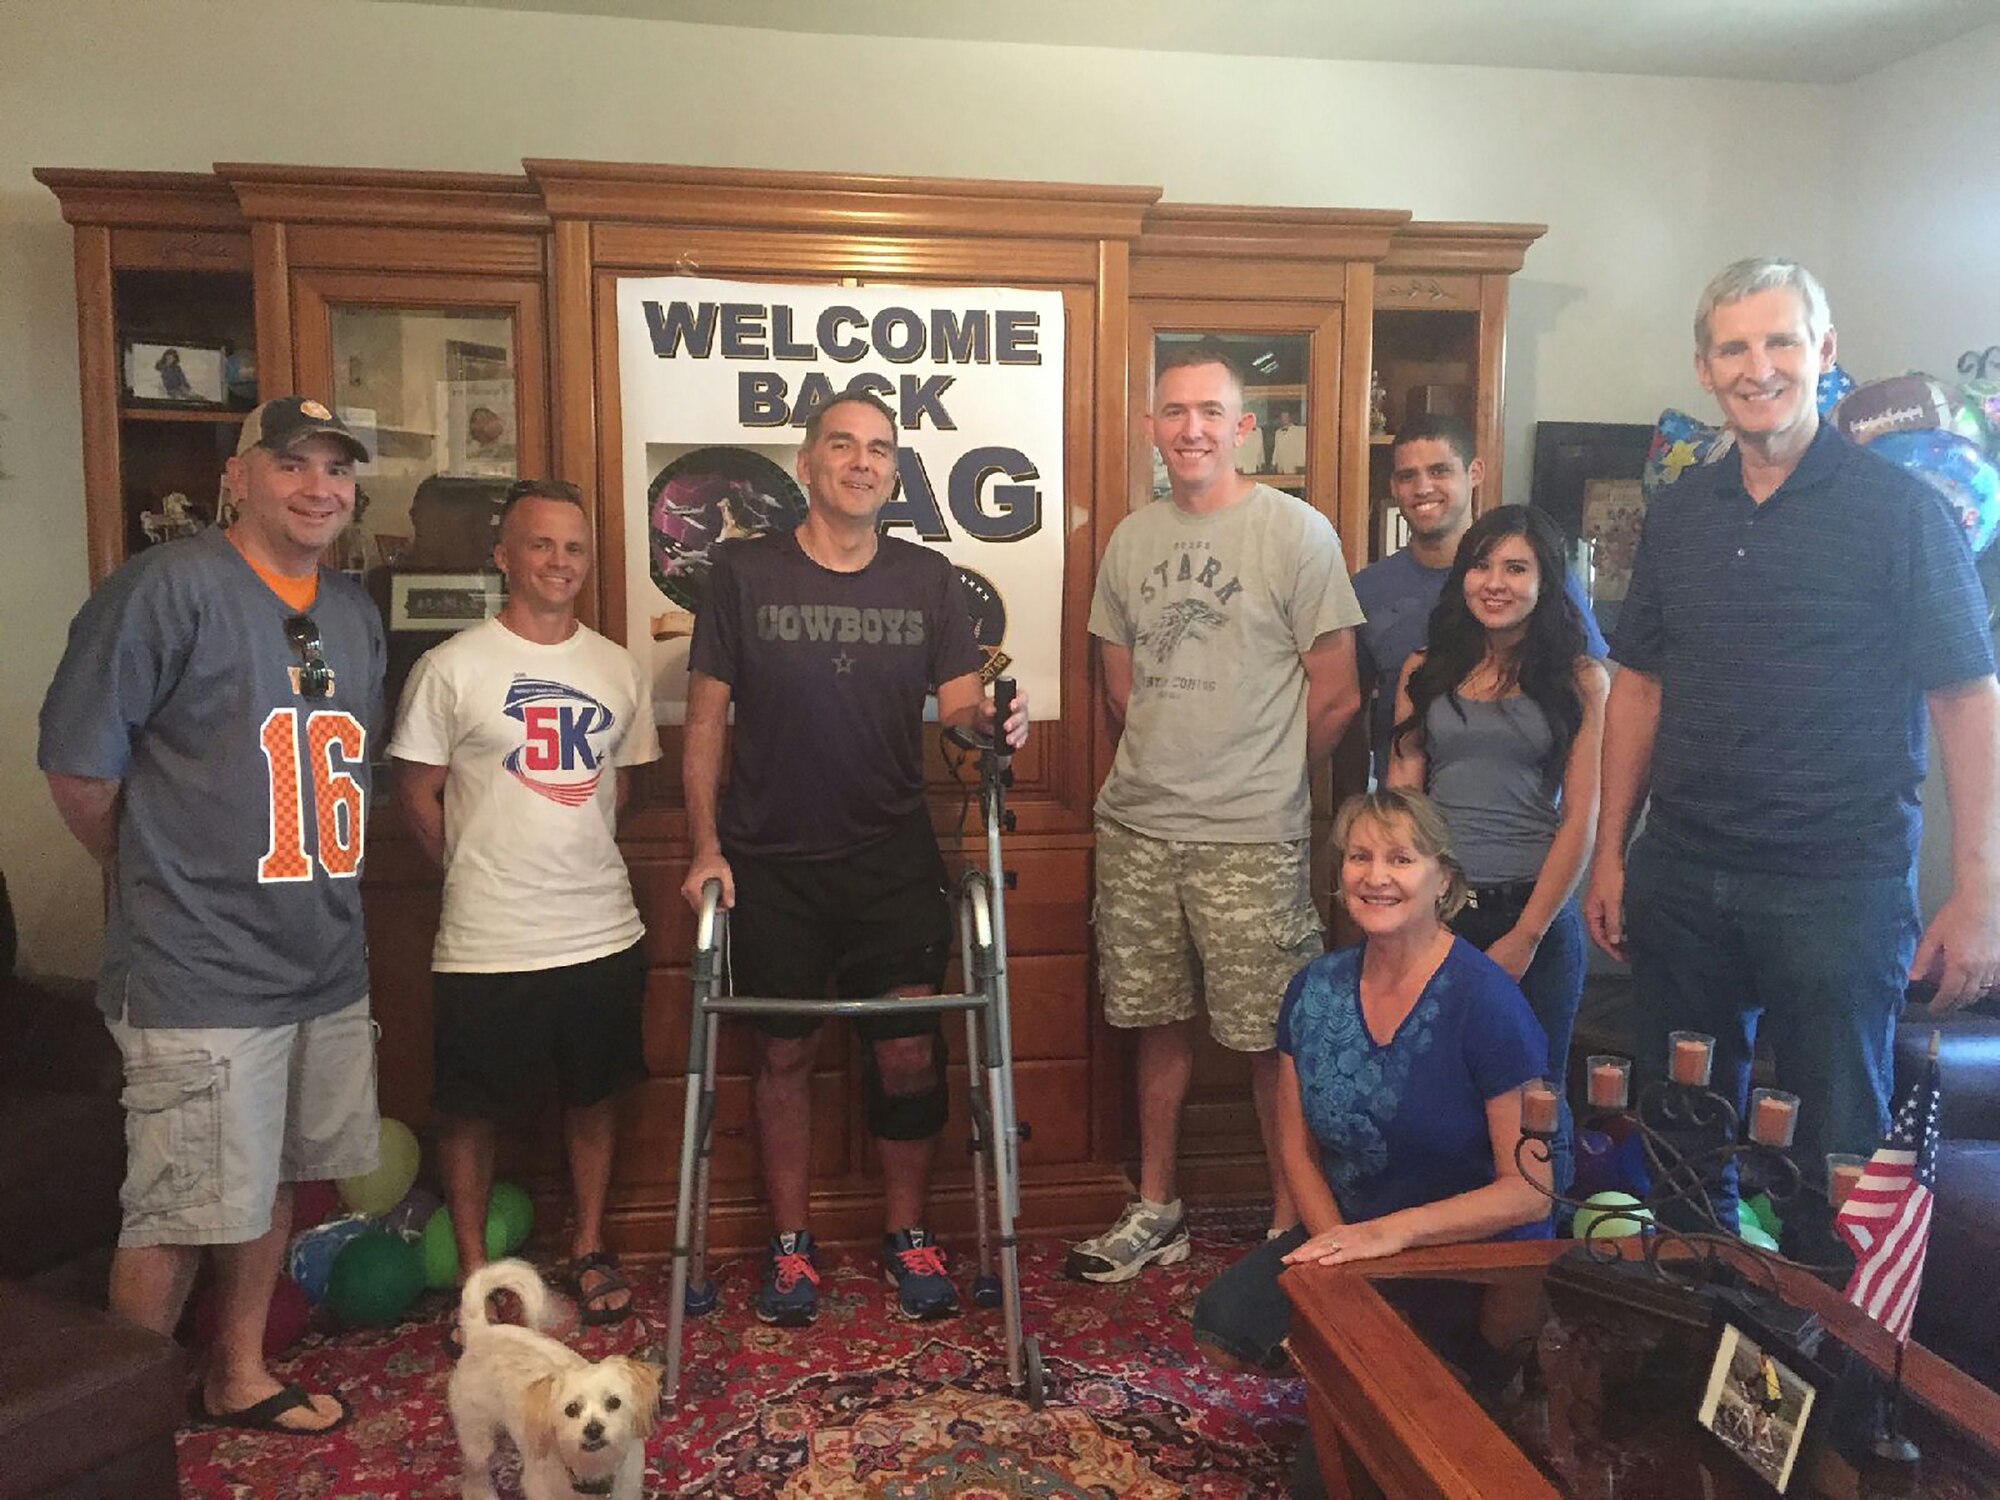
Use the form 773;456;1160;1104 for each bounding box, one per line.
1834;374;1955;446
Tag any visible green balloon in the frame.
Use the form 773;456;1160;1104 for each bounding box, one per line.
419;1207;459;1290
417;1194;524;1292
325;1230;424;1327
1744;1192;1783;1237
489;1182;534;1254
336;1118;421;1217
1739;1221;1781;1253
1574;1190;1653;1241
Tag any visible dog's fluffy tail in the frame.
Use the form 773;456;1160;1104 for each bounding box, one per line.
459;1257;555;1332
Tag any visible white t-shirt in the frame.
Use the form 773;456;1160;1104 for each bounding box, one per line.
1089;483;1363;843
388;617;661;973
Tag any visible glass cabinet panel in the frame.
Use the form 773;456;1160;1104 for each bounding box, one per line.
316;303;525;740
1149;330;1313;502
326;305;521;577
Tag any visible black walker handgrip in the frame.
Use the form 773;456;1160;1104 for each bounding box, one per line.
992;676;1017;734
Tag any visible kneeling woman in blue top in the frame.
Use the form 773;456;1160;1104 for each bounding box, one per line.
1192;788;1551;1377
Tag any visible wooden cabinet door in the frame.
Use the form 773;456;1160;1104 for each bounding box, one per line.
289;268;550;1135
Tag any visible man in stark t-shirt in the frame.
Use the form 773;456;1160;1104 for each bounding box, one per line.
1071;343;1364;1284
680;391;1027;1327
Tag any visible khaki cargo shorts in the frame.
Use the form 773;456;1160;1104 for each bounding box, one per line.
108;995;380;1248
1093;816;1324;1052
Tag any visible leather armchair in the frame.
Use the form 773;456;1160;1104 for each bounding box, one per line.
1895;1007;2000;1388
0;874;186;1499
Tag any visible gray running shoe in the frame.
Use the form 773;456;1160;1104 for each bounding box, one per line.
1064;1198;1190;1283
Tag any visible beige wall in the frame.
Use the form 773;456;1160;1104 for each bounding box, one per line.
5;0;1979;975
1828;22;2000;916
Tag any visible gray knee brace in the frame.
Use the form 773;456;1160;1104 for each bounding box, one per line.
864;1025;949;1141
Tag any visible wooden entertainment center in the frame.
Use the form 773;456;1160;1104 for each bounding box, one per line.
38;159;1541;1256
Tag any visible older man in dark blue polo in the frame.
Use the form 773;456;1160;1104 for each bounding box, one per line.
1585;258;2000;1240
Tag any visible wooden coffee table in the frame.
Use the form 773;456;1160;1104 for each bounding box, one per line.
1282;1239;2000;1499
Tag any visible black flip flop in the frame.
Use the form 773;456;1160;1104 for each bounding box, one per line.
189;1382;352;1437
560;1249;635;1326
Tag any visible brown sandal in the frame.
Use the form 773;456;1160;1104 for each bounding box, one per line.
558;1250;634;1326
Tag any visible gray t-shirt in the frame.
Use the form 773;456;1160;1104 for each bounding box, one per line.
1090;484;1363;842
38;527;385;1027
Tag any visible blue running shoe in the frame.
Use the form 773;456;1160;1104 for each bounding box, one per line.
882;1227;959;1321
756;1230;821;1326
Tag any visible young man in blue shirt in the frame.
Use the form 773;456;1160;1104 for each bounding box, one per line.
1352;414;1605;787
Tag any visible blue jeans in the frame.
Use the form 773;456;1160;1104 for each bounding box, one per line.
1624;837;1916;1243
1192;1226;1309;1371
1450;898;1586;1193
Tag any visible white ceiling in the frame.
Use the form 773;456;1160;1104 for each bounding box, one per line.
385;0;1999;83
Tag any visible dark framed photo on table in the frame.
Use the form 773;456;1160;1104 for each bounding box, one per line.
1694;1309;1829;1493
121;338;227;408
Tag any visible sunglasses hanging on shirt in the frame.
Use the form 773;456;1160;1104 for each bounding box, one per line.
283;613;333;700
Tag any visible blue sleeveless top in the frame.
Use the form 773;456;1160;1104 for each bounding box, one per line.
1423;692;1561;886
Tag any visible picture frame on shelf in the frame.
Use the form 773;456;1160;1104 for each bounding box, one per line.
1694;1310;1827;1494
439;378;518;478
388;571;505;633
121;338;227;408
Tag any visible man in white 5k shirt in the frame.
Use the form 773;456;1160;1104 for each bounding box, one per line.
392;479;660;1337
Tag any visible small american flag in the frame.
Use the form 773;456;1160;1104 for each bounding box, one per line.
1835;1044;1942;1344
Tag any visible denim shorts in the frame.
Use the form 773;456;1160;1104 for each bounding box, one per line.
108;995;379;1247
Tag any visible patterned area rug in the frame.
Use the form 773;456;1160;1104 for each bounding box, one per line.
176;1210;1305;1498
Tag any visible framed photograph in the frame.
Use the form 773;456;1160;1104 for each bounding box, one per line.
1581;477;1647;602
1695;1312;1825;1493
1529;421;1654;546
440;378;518;478
122;338;227;408
388;571;505;633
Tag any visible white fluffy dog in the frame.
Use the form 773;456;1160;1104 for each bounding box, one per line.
448;1259;661;1500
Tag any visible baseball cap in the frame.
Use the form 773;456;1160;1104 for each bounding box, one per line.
236;396;370;463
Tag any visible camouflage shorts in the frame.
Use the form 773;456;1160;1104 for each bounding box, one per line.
1093;817;1324;1052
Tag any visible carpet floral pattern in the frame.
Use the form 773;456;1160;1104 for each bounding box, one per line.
175;1210;1305;1498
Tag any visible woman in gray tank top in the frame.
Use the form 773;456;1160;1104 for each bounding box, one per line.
1387;505;1609;1188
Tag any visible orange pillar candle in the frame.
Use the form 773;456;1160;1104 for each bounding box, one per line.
1827;1153;1867;1210
1521;1081;1560;1136
1749;1088;1799;1148
1586;1055;1630;1110
1668;1030;1714;1087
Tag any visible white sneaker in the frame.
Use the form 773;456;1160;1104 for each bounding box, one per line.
1065;1198;1191;1283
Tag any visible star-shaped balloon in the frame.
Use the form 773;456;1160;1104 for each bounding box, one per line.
1660;440;1700;482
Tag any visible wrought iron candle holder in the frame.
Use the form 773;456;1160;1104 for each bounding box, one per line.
1518;1033;1930;1470
1514;1032;1850;1339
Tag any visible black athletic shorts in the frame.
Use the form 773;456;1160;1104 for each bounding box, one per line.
724;811;953;1042
431;942;648;1119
